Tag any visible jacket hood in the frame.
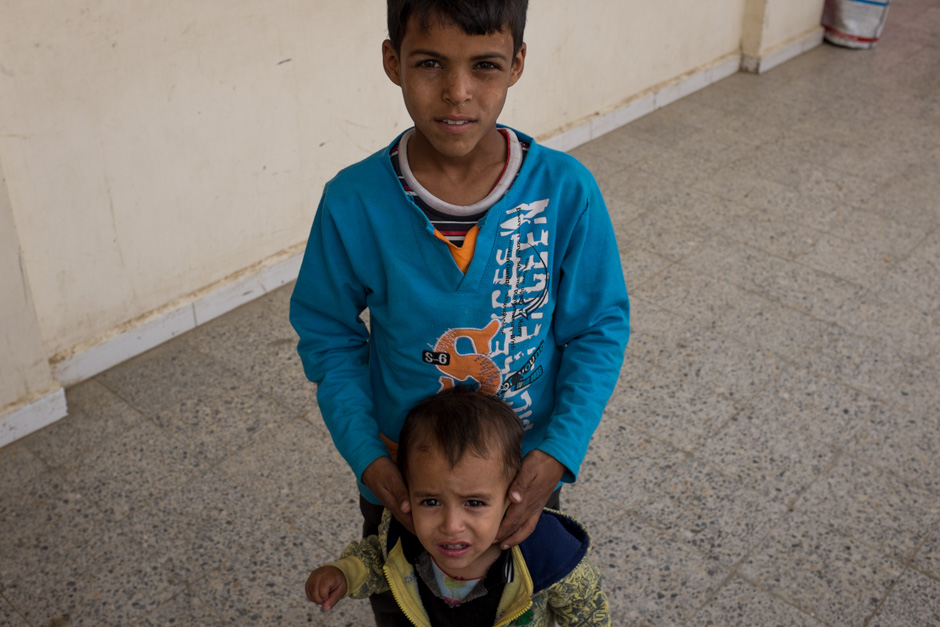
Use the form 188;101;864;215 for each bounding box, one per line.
383;508;591;594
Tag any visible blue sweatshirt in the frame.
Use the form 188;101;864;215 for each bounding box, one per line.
290;128;629;503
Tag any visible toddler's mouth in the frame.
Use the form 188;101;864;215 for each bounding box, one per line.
437;542;471;557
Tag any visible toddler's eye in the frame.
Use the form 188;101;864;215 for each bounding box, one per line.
466;500;486;508
420;498;441;507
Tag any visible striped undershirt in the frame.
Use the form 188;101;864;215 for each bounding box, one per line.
390;128;529;247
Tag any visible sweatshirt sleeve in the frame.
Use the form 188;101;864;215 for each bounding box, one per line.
547;556;611;626
538;178;630;482
331;534;390;599
289;191;390;483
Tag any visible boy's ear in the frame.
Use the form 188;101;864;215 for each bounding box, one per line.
382;39;403;86
508;42;526;87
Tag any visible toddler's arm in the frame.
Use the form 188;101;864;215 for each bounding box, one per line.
548;557;611;626
305;565;347;611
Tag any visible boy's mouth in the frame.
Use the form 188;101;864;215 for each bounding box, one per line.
435;117;475;132
437;542;471;557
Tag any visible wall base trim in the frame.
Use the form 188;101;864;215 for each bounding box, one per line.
53;253;302;388
0;386;67;448
541;53;742;152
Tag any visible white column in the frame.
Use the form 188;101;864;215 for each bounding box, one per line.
742;0;826;73
0;163;66;447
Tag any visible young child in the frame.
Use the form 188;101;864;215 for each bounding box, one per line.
305;387;611;626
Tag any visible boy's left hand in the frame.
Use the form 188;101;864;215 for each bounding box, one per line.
496;450;566;549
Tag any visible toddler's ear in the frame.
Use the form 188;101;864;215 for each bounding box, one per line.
382;40;403;86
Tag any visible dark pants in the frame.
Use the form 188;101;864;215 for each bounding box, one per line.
359;488;562;627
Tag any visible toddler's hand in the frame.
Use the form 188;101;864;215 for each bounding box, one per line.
305;565;347;611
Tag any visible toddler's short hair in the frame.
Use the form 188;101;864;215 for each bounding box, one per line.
398;386;524;485
387;0;528;56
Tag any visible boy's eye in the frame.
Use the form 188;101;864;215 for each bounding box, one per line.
420;498;440;507
416;59;442;69
475;61;501;71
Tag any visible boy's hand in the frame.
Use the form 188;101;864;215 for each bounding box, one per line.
361;456;415;533
497;450;566;549
305;565;347;611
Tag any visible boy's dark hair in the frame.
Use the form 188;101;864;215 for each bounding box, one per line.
387;0;528;56
398;386;524;484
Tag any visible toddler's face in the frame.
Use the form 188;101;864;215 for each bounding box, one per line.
406;446;511;580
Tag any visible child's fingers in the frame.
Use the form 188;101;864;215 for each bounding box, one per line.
321;579;347;611
304;571;321;603
306;567;347;610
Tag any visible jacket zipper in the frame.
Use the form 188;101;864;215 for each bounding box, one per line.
496;599;534;627
383;563;424;627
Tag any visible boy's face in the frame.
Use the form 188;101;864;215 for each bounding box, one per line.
406;444;511;580
382;15;525;165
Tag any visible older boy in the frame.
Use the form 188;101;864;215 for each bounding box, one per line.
291;0;628;538
306;387;611;626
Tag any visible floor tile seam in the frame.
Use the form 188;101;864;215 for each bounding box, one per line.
672;237;796;287
904;517;940;583
783;211;929;258
804;318;921;365
277;511;351;564
731;569;839;627
614;415;704;457
136;580;228;626
1;522;188;622
665;309;824;380
678;276;933;370
839;435;940;501
94;342;308;458
0;593;31;627
797;356;917;411
183;339;312;422
22;396;150;473
91;350;231;418
634;448;793;524
685;441;815;513
790;471;938;567
54;411;206;491
689;513;833;626
861;563;916;627
184;564;276;621
623;257;684;293
755;253;875;303
695;405;847;504
888;223;940;268
737;513;908;626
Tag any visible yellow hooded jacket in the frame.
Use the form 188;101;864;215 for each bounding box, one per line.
329;509;610;627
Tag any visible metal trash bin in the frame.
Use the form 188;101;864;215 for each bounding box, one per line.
822;0;891;49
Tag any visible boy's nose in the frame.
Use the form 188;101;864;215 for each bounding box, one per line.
440;507;465;533
442;70;471;105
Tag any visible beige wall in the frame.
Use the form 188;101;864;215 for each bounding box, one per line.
0;0;823;441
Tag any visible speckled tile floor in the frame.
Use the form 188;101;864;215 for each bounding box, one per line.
3;2;940;624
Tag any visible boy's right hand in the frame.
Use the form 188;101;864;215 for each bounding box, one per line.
305;565;347;611
361;456;415;533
